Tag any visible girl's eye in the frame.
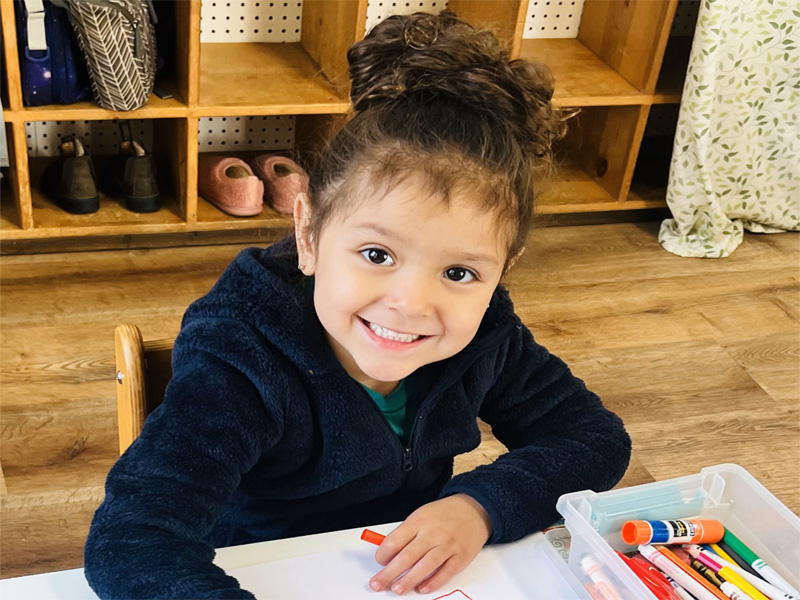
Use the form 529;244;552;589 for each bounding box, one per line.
444;267;476;283
360;248;395;266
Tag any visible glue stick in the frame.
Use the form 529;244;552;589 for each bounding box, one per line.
622;519;724;545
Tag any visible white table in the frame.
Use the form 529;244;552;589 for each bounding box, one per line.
0;523;586;599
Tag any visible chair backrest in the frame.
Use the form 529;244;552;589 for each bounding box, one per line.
114;324;174;454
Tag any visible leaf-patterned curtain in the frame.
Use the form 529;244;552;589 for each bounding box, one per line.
659;0;800;258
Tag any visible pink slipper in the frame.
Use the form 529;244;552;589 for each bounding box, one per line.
198;155;264;217
250;155;309;216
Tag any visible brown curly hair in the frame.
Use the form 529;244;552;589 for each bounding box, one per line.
307;11;566;267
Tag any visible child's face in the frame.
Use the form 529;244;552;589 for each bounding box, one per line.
298;176;508;394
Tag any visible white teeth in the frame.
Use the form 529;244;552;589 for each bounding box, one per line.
368;322;421;343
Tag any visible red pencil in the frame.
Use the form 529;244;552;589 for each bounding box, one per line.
616;551;681;600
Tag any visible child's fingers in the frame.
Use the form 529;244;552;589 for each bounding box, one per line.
373;525;415;566
416;556;466;594
389;546;452;595
369;537;427;591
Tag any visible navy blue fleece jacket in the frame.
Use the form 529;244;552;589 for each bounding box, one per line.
84;236;631;599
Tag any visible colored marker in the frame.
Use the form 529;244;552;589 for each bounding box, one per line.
692;545;800;600
723;530;800;598
657;546;730;600
638;545;723;600
695;549;770;600
616;552;681;600
691;559;750;600
691;558;724;588
708;543;738;565
621;519;724;545
361;529;385;546
713;579;751;600
717;538;761;578
580;555;624;600
664;574;697;600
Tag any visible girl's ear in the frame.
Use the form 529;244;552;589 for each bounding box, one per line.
294;193;317;276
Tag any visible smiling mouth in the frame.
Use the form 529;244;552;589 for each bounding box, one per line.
360;319;427;344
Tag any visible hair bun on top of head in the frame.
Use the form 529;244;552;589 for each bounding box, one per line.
346;11;561;153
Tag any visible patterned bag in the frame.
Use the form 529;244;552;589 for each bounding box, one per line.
57;0;157;111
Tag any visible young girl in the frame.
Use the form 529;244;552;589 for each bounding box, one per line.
85;11;630;599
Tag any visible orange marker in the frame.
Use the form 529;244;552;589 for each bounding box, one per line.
657;546;729;600
361;529;386;546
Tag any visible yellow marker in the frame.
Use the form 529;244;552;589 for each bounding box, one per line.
709;543;736;564
718;566;770;600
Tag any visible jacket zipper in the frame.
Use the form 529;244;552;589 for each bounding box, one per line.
354;318;516;480
402;448;413;472
356;385;418;478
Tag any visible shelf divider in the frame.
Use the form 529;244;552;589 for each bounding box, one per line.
1;0;23;111
177;0;201;107
449;0;526;56
9;121;33;230
578;0;677;93
301;0;365;98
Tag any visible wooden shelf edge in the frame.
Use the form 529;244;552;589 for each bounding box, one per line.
535;199;667;214
651;92;682;105
4;104;354;122
190;104;351;118
0;226;293;254
4;96;189;123
553;95;648;108
0;217;293;241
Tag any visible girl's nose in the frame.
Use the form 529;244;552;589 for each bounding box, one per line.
385;273;435;317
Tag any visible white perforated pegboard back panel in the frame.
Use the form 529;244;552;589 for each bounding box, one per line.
524;0;584;39
365;1;448;33
200;1;303;43
25;120;154;157
198;116;296;152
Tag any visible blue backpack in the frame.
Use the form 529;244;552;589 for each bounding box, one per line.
14;0;90;106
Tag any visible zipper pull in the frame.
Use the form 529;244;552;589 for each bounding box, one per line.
402;448;413;472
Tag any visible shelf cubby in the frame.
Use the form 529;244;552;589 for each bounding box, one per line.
195;0;363;114
518;38;645;107
198;42;349;115
21;117;186;238
537;104;660;213
0;0;688;249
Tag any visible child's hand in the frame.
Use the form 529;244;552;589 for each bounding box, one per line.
368;493;492;595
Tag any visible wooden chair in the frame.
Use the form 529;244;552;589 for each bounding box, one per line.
114;324;175;454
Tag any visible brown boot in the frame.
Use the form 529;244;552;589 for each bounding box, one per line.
40;135;99;214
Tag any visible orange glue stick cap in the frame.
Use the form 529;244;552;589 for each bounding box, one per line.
622;521;653;545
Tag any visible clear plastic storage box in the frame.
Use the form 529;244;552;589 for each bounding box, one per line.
553;463;800;599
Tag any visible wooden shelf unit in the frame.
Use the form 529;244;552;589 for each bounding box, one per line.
1;0;687;248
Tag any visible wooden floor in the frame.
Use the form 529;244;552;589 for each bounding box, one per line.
1;221;798;579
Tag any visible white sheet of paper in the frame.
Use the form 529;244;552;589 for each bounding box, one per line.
228;532;582;599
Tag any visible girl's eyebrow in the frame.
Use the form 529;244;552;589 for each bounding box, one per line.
354;222;399;240
354;222;500;266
